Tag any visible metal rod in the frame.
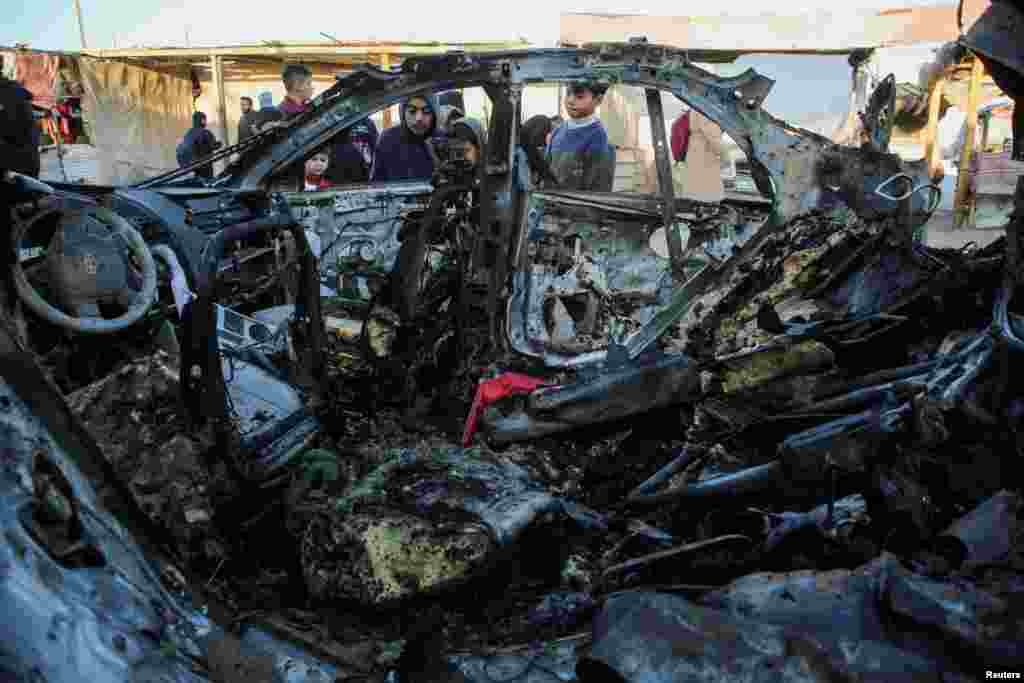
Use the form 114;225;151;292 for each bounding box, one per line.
645;88;684;274
627;447;700;499
602;535;752;578
622;461;783;509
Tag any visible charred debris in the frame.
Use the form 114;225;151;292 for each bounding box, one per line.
2;40;1024;683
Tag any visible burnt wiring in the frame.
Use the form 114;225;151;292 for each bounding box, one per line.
351;196;474;412
355;217;411;341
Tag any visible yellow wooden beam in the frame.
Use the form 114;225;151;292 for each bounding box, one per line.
211;54;229;146
923;77;945;181
381;53;393;129
954;55;984;228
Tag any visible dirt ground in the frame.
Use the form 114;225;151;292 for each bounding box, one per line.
923;209;1005;250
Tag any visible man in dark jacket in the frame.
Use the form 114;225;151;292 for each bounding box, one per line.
176;111;222;179
0;75;41;178
370;94;439;182
247;91;282;135
237;96;255;141
327;117;379;185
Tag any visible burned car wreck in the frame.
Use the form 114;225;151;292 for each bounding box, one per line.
1;36;1023;682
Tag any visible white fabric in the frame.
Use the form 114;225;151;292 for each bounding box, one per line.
170;268;195;317
151;246;195;317
78;58;194;185
0;51;16;80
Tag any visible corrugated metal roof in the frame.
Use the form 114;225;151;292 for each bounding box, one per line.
81;40;530;61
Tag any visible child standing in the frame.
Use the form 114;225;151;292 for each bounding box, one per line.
545;82;615;192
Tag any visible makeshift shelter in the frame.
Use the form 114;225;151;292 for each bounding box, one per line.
1;48;84;139
3;41;528;185
77;40;527;184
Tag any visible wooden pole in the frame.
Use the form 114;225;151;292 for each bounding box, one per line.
381;53;393;128
923;77;945;180
72;0;88;49
954;55;984;227
211;54;228;147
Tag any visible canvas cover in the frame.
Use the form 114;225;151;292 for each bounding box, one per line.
13;52;59;110
78;58;193;185
599;85;641;150
0;51;16;80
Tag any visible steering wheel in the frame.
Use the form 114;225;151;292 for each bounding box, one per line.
11;205;159;334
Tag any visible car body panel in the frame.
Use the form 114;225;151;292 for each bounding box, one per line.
283;181;432;306
0;327;340;682
224;44;932;373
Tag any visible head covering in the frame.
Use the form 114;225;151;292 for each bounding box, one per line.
437;105;465;134
400;93;440;140
192;111;207;128
450;118;485;148
521;115;553;150
670;111;691;163
437;90;465;111
258;91;274;110
520;115;557;182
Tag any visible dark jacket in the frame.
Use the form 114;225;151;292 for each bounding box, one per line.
177;112;220;179
520;114;558;186
327;117;379;185
369;95;439;183
238;111;256;141
0;77;41;178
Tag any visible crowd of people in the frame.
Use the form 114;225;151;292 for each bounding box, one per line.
174;64;618;192
175;63;721;199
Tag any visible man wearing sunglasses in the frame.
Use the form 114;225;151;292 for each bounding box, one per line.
545;81;615;192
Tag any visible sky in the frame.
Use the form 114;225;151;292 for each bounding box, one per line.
7;0;955;51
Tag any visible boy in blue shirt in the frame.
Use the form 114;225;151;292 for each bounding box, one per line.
545;81;616;191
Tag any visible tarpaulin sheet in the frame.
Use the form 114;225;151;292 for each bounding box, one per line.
13;52;58;110
78;58;193;185
0;51;16;80
972;151;1024;195
601;86;641;150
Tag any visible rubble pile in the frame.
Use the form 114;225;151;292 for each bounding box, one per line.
57;198;1024;681
284;215;1019;679
9;27;1024;683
